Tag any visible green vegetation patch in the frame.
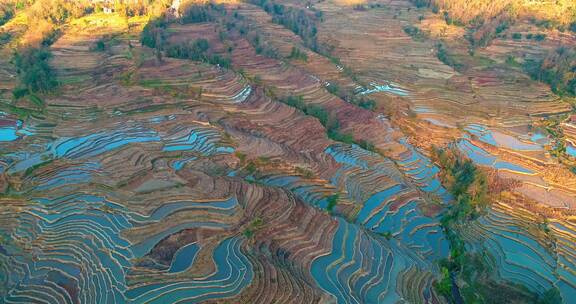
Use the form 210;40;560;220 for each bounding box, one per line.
249;0;322;52
523;46;576;97
181;2;225;24
243;217;264;238
436;43;465;72
326;194;339;213
165;38;231;69
431;147;560;303
403;24;429;41
288;47;308;61
13;47;58;94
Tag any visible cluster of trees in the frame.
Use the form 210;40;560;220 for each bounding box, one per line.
141;17;167;49
180;2;224;24
411;0;575;29
430;147;564;304
466;15;512;48
0;1;15;44
16;0;172;22
403;24;429;41
0;1;18;26
523;46;576;97
141;3;237;67
283;95;334;127
249;0;321;52
430;147;487;303
352;3;383;11
348;94;376;111
410;0;511;25
18;0;88;46
225;11;280;59
231;15;281;59
166;38;209;58
409;0;574;97
411;0;575;49
107;0;171;17
326;194;338;212
26;0;91;25
511;32;546;41
281;95;375;151
324;80;376;111
432;147;489;220
13;47;57;94
165;38;231;68
1;1;172;47
0;32;11;45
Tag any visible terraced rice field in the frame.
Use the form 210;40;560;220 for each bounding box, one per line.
1;0;576;303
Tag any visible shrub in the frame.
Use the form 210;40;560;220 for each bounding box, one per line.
326;194;338;212
495;21;509;34
288;47;307;61
436;43;464;71
0;31;11;44
327;128;354;144
326;83;339;95
512;32;522;40
505;54;518;66
404;25;428;40
94;39;106;52
410;0;431;8
12;87;29;99
41;28;61;46
534;33;546;41
284;95;306;109
358;99;375;110
209;54;231;69
0;5;14;26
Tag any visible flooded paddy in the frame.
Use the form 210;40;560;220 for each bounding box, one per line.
0;114;32;142
356;82;410;97
1;0;576;303
462;204;576;299
465;124;543;152
456;139;535;174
